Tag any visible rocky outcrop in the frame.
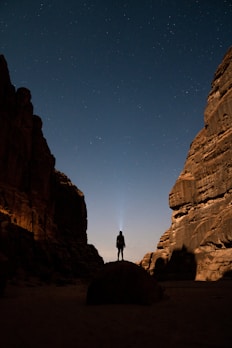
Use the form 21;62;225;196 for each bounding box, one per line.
0;55;103;281
86;261;163;305
140;47;232;281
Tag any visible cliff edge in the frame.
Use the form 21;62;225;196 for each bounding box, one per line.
140;47;232;281
0;55;103;281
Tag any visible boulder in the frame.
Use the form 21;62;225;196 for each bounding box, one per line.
86;261;163;305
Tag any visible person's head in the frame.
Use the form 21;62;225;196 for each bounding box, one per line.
119;231;123;235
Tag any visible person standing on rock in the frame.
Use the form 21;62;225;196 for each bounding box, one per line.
116;231;125;261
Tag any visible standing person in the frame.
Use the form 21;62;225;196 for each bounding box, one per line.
116;231;125;261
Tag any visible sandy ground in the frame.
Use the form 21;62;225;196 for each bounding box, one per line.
1;279;232;348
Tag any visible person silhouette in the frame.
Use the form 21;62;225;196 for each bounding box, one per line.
116;231;125;261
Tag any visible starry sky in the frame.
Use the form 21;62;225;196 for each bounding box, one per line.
1;1;232;263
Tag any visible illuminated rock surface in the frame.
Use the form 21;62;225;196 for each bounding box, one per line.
141;47;232;281
0;55;103;281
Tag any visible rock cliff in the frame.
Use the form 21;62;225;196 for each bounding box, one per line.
0;55;103;281
141;47;232;281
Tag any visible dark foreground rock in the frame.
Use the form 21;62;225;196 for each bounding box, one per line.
86;261;163;305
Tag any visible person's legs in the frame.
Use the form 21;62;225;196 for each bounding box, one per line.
118;248;124;261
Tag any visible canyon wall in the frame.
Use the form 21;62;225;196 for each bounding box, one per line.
0;55;103;280
141;47;232;281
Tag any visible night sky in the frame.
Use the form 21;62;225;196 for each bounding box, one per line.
1;1;232;262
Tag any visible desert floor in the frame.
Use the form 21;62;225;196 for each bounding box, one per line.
0;279;232;348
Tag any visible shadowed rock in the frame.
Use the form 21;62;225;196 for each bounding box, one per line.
86;261;163;305
153;246;197;281
0;55;103;280
0;252;8;297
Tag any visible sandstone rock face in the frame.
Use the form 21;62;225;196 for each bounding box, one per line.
0;55;103;280
141;47;232;281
